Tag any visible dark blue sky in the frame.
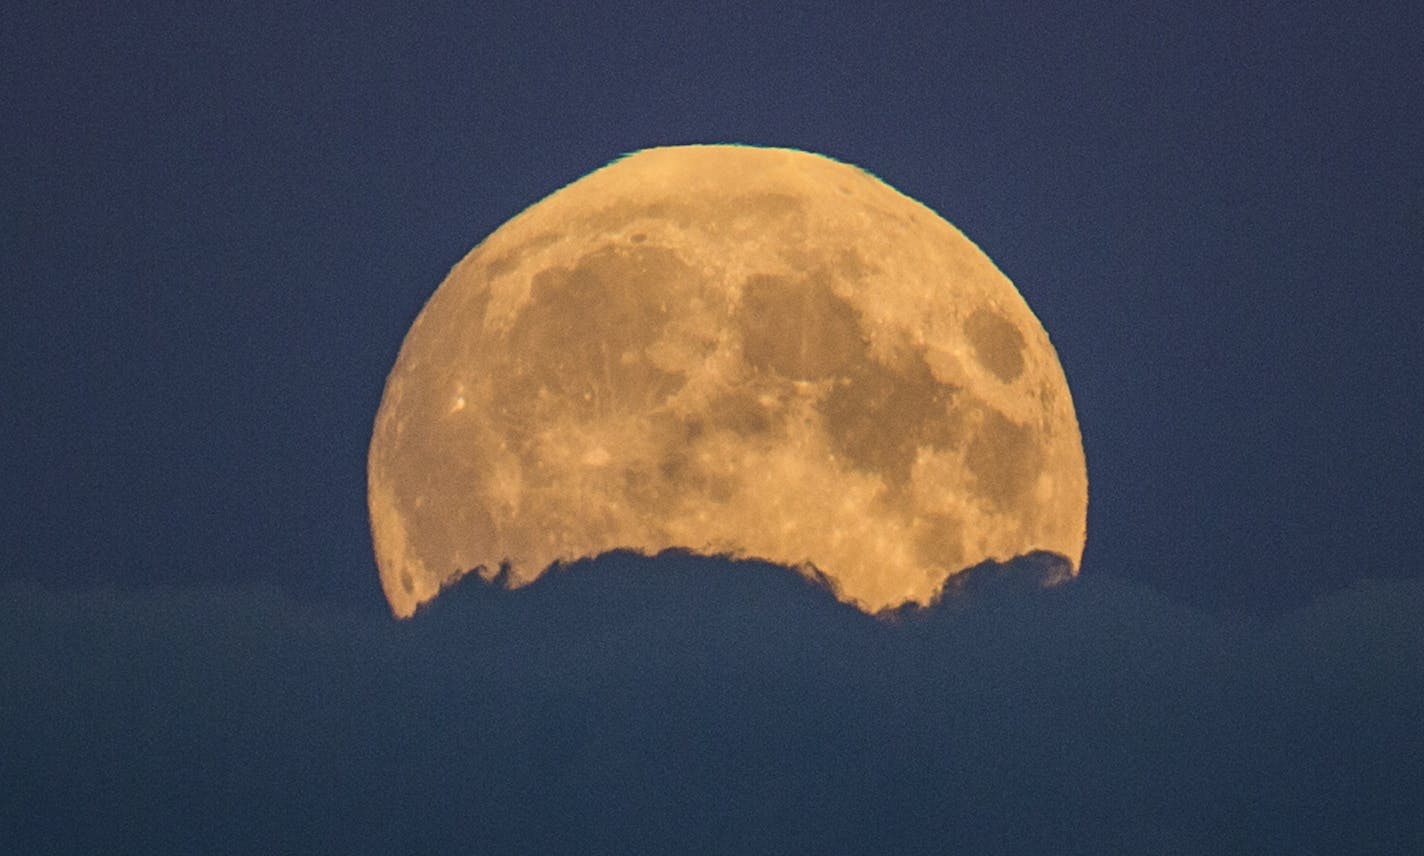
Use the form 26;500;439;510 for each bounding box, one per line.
6;1;1420;613
4;3;1424;851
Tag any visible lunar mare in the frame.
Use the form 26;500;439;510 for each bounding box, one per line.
369;145;1087;618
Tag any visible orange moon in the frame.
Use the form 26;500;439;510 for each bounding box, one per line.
368;145;1087;618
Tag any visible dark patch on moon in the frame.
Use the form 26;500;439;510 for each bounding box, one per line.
734;269;968;495
966;408;1040;511
706;390;775;437
737;273;865;381
625;420;742;512
964;308;1026;383
835;248;879;282
496;244;689;422
821;350;958;490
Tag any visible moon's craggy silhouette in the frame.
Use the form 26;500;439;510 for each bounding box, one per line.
369;145;1087;618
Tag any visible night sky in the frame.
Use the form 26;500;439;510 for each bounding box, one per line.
4;2;1423;852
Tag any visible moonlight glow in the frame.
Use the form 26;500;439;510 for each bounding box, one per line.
369;145;1087;618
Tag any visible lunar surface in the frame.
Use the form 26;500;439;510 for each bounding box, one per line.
369;145;1087;618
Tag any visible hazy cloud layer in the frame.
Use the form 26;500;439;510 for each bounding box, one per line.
3;553;1421;854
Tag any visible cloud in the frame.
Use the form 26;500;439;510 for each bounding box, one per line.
3;553;1421;854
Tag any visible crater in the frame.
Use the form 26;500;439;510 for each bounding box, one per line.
737;273;867;381
964;308;1026;383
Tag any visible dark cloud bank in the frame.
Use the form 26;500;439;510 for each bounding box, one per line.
3;552;1421;855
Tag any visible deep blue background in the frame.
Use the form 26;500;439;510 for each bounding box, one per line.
4;1;1422;613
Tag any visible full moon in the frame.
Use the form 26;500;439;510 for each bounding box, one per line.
369;145;1087;618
